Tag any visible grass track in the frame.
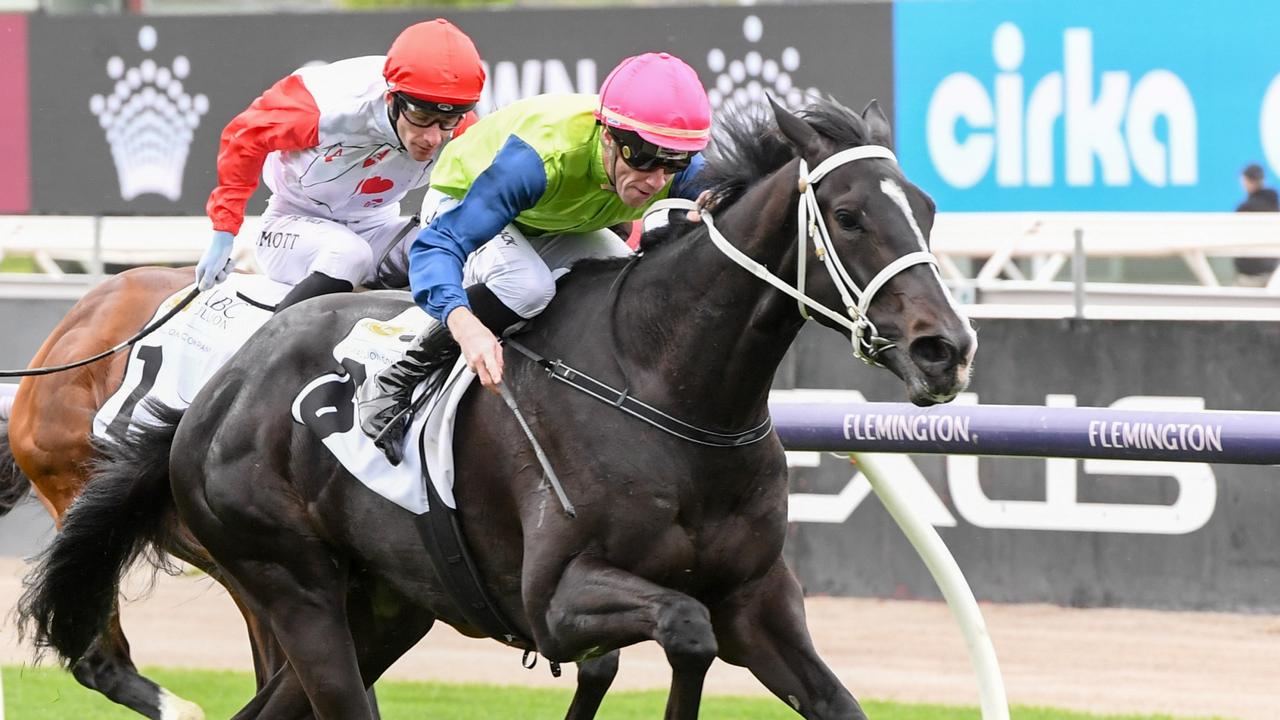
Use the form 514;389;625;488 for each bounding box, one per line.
2;666;1225;719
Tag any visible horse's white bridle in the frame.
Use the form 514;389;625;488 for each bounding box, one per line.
643;144;939;366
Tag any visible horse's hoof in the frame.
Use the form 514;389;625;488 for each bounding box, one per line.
159;690;205;720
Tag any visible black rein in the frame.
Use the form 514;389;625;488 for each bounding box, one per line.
0;287;201;378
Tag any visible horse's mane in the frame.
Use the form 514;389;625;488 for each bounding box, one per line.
694;94;876;214
576;95;875;271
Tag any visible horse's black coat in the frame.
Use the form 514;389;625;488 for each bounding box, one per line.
22;97;974;720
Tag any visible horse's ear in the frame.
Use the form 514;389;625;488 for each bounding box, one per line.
862;99;893;148
769;95;819;152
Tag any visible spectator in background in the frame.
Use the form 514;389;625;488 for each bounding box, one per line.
1233;163;1279;286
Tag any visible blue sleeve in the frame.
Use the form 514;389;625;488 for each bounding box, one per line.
669;152;708;200
408;135;547;323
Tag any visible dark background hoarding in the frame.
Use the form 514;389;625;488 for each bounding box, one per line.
25;4;893;216
782;318;1280;612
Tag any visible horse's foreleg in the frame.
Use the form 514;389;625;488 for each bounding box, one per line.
71;609;204;720
564;650;620;720
535;557;716;720
711;560;865;720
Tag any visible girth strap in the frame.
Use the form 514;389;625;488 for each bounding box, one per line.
414;458;536;652
505;338;773;448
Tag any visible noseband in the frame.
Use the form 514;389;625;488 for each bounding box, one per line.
646;144;939;367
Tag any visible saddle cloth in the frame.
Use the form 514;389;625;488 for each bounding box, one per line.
290;307;474;513
93;274;289;441
95;276;472;513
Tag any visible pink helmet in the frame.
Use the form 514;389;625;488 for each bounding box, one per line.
595;52;711;153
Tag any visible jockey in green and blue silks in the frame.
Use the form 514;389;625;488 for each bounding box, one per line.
357;52;713;464
409;91;708;323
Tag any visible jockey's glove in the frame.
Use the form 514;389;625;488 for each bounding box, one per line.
197;231;236;291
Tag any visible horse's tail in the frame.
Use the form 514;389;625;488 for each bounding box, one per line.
0;418;32;517
17;403;183;667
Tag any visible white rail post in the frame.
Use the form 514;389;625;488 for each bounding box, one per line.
91;215;105;277
852;451;1010;720
1072;227;1085;320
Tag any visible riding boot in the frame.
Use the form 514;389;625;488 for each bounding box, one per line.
357;284;525;465
356;317;452;465
275;272;354;312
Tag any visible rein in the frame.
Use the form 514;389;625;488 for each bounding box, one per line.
0;286;201;378
506;338;774;448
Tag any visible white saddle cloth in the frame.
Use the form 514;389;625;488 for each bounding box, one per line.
96;276;475;514
93;274;289;440
290;307;475;513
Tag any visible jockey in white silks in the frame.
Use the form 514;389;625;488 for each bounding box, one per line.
196;19;486;311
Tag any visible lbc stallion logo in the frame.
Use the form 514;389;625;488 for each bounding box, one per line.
89;25;209;201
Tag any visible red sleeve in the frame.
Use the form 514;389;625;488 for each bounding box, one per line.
451;110;480;138
206;74;320;234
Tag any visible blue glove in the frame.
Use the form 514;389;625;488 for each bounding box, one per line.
196;231;236;291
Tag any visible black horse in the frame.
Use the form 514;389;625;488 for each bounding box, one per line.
22;96;975;719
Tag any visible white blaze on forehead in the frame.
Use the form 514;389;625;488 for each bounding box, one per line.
878;178;978;359
879;178;928;253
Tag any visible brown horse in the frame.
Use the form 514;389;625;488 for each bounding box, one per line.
0;267;306;719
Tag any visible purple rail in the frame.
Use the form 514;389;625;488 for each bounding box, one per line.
768;401;1280;465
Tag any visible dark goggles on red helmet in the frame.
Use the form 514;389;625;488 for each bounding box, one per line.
608;128;693;173
393;92;472;130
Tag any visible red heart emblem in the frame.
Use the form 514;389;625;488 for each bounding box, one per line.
362;149;390;168
359;176;394;194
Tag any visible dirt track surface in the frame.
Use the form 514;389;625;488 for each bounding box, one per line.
1;557;1276;719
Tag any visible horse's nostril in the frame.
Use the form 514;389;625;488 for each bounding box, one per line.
909;335;957;369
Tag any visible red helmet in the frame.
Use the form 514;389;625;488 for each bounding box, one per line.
383;19;485;112
596;52;711;153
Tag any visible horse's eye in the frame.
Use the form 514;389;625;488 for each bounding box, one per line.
834;210;860;232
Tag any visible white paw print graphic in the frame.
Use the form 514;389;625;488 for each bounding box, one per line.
706;15;821;111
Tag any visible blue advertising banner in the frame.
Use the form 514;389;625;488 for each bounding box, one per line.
894;0;1280;212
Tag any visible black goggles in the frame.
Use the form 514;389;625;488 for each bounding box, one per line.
609;128;693;173
394;93;470;130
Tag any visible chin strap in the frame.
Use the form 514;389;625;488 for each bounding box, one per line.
641;144;939;367
599;135;619;192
